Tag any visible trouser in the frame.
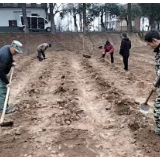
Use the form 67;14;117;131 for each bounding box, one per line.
0;80;7;111
102;52;114;63
37;50;45;60
123;55;129;70
154;91;160;131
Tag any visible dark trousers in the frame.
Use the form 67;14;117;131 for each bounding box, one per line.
123;56;129;70
37;50;45;60
102;52;114;63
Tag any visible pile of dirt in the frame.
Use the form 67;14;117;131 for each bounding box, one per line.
114;98;139;115
136;81;145;88
16;100;39;110
134;126;160;156
54;86;66;94
53;98;84;126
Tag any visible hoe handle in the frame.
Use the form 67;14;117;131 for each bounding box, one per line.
144;90;154;104
145;76;160;104
0;67;14;124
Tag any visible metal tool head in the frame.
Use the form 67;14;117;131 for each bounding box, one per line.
140;103;150;114
0;121;13;127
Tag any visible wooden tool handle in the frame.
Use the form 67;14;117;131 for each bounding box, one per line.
144;90;154;104
0;67;14;124
154;76;160;87
144;76;160;104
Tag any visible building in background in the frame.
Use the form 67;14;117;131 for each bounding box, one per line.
0;3;48;27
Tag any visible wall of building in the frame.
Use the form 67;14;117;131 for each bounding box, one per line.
116;19;140;31
0;8;46;27
140;17;149;31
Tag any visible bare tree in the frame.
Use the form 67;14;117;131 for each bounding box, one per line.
50;3;68;33
49;3;56;33
79;13;83;32
21;3;29;33
76;3;83;32
127;3;132;32
56;19;64;32
83;3;86;35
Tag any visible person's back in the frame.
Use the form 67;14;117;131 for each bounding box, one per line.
119;33;131;71
0;45;13;75
120;37;131;56
37;43;51;61
0;40;23;114
37;43;49;52
102;40;114;63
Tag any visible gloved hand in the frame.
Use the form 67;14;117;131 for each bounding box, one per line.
157;70;160;76
6;83;11;88
106;53;110;58
152;85;157;92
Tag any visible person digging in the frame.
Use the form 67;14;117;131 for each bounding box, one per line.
37;43;51;61
0;40;23;114
102;40;114;63
145;30;160;135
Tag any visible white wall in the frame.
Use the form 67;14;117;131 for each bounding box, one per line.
140;17;149;31
0;8;46;26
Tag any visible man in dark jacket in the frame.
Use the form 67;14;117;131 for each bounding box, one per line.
0;40;23;114
119;33;131;71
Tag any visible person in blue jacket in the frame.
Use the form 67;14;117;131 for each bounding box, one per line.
0;40;23;114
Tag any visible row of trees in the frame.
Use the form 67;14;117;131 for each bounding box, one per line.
21;3;160;34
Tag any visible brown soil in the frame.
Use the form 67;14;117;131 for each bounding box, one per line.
0;33;159;157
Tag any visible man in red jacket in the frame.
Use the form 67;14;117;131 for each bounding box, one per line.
102;40;114;63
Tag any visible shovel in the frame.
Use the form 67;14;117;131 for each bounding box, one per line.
140;76;160;114
0;67;14;127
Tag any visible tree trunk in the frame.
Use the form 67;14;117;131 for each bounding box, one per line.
127;3;132;32
123;17;129;32
142;17;144;31
21;3;29;33
149;17;155;30
49;3;56;33
79;13;83;32
73;14;78;32
83;3;86;35
158;22;159;30
100;13;105;31
105;3;107;31
149;4;155;30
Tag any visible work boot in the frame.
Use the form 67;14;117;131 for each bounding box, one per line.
37;56;43;61
155;128;160;135
0;108;15;114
